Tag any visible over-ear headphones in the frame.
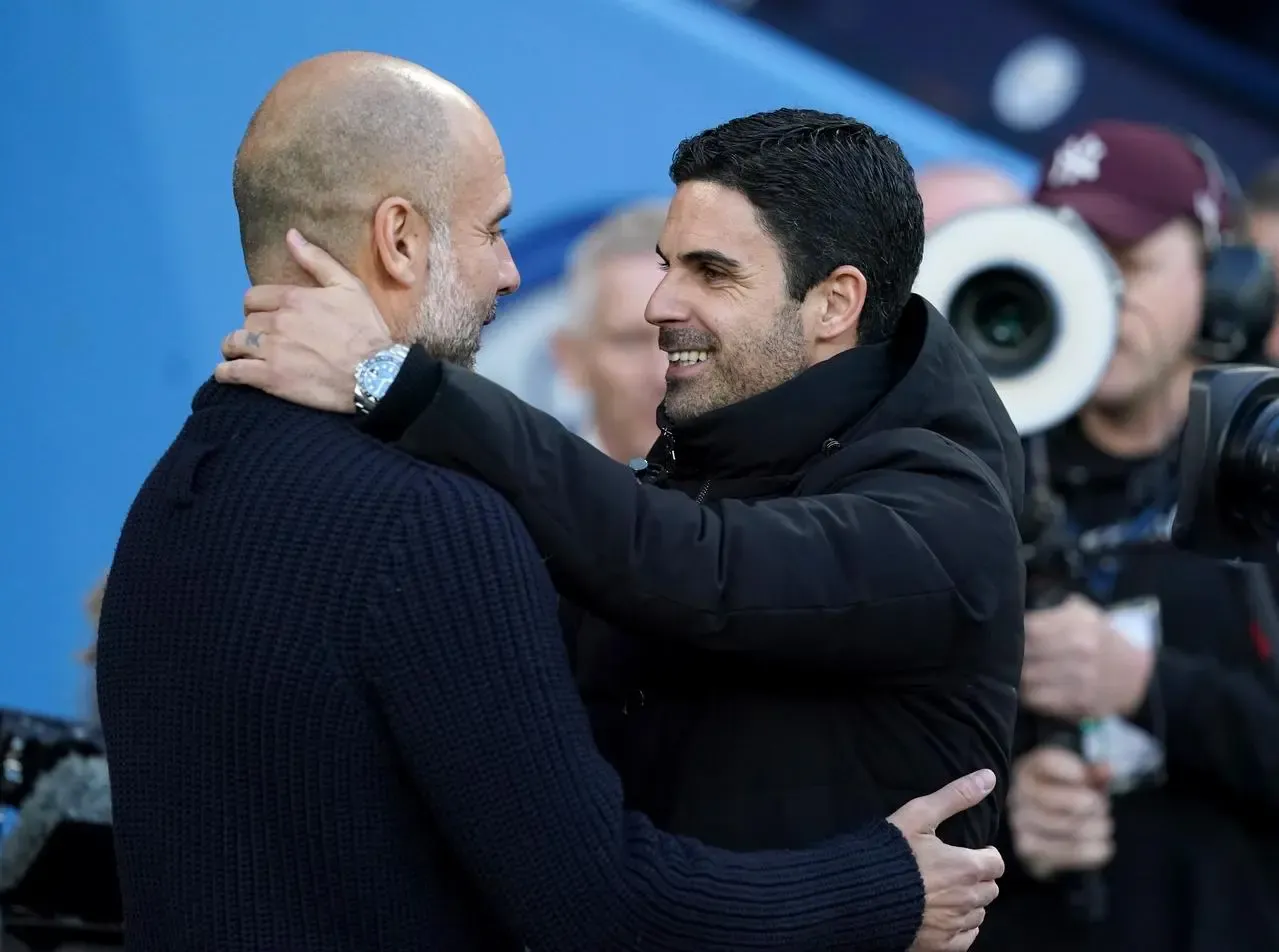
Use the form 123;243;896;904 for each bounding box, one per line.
1178;132;1278;363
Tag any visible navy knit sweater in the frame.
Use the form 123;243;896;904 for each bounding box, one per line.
95;382;924;951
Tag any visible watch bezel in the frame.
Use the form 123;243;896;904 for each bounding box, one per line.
353;343;410;415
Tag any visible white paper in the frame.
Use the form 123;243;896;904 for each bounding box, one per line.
1082;597;1165;794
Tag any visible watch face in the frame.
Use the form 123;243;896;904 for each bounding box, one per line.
358;358;397;402
357;346;409;404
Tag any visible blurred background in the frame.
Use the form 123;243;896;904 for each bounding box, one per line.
2;0;1278;729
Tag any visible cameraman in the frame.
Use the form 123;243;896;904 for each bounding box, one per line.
977;121;1279;952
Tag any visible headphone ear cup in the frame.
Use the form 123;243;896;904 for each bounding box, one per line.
1199;244;1279;362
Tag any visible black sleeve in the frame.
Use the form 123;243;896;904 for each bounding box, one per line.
364;352;1022;675
1132;647;1279;810
364;471;925;952
1117;563;1279;810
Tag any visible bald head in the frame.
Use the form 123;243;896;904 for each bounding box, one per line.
233;51;482;282
916;164;1025;233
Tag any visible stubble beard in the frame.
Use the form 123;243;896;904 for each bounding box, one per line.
408;229;496;370
662;299;810;423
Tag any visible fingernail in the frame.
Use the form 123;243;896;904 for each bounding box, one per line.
287;228;306;247
977;769;996;793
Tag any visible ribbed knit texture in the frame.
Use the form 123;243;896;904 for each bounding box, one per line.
96;382;924;952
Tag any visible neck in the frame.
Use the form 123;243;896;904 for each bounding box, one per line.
810;336;856;367
1078;364;1193;458
248;253;321;289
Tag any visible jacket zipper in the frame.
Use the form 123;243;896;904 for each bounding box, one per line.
624;431;708;716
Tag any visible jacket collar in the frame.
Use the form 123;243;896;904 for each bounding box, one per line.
649;331;904;481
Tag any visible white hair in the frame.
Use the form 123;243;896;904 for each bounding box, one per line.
562;199;670;333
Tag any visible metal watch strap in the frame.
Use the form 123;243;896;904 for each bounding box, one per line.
353;344;410;415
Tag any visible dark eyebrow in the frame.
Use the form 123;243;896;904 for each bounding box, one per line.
655;243;743;273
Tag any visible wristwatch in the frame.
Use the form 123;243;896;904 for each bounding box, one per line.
353;343;410;415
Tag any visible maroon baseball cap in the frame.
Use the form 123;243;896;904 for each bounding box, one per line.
1033;119;1229;247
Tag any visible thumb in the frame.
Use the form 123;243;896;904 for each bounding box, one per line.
286;229;358;288
896;769;997;833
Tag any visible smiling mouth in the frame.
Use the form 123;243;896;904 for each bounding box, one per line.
666;349;711;368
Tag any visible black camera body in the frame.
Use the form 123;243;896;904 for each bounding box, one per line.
1174;365;1279;561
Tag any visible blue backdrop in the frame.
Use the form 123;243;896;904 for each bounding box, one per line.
0;0;1033;716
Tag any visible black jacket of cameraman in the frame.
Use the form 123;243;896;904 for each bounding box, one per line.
977;417;1279;952
364;296;1026;852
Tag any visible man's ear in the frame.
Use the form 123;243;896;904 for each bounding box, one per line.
812;264;868;343
371;196;429;288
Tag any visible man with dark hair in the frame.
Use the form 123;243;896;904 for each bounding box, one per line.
220;105;1024;887
103;62;1009;952
663;110;925;353
1247;160;1279;361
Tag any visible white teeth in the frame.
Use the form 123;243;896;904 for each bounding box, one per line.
667;350;710;366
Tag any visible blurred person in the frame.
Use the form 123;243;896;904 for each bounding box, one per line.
915;164;1025;232
551;200;669;461
974;121;1279;952
100;53;1005;952
1246;160;1279;361
220;108;1026;872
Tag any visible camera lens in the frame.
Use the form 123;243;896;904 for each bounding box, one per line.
949;266;1057;377
1221;394;1279;537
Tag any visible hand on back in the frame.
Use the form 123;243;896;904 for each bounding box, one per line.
889;769;1005;952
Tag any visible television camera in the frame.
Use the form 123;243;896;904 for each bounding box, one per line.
913;196;1277;924
914;197;1279;574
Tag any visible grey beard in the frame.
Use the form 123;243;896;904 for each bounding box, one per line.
410;233;494;369
418;297;492;369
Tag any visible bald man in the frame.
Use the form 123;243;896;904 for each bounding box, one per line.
915;164;1025;233
97;53;1002;952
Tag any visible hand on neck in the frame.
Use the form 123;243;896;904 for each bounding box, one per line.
1079;364;1194;458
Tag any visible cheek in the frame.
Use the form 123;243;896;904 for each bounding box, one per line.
455;247;494;293
1124;273;1199;348
1117;307;1150;349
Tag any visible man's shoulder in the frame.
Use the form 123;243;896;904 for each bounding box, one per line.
809;425;1024;606
306;424;532;549
810;426;1015;509
156;392;522;539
